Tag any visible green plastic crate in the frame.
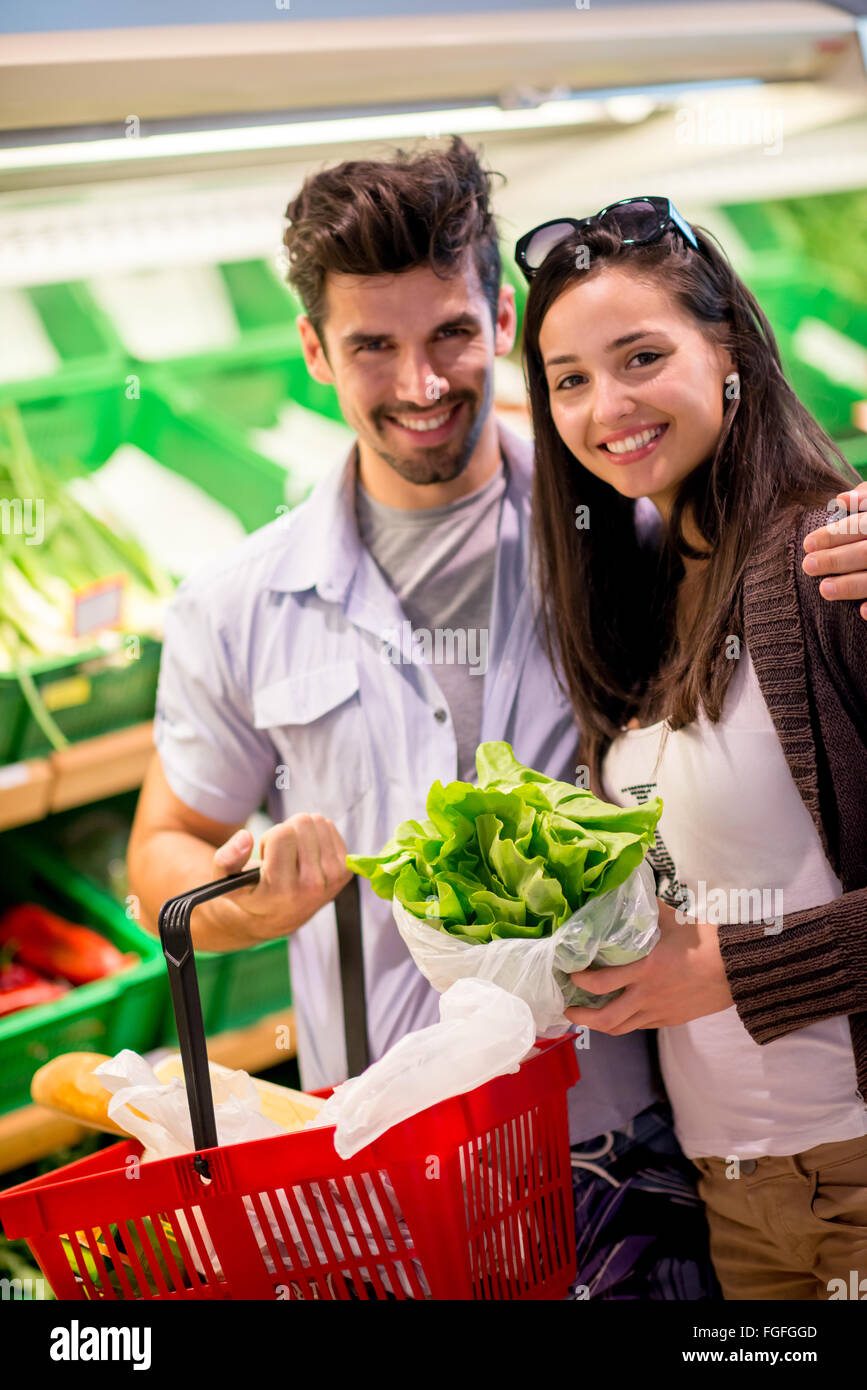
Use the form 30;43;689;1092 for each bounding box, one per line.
151;352;345;435
2;382;289;764
0;834;166;1116
221;259;301;336
13;380;288;528
0;686;25;766
746;266;867;353
132;381;289;532
6;638;162;764
91;258;302;377
0;634;161;768
0;281;125;408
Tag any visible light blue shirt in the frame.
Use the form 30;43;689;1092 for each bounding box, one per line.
154;424;657;1140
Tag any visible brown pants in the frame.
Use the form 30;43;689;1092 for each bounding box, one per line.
691;1132;867;1300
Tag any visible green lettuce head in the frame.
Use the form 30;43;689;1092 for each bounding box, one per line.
347;742;661;942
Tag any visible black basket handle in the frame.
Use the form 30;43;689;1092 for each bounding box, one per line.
157;868;369;1176
158;868;261;1172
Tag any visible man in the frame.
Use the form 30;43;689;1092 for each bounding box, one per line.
128;137;867;1299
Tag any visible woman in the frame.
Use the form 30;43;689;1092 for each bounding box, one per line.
515;198;867;1300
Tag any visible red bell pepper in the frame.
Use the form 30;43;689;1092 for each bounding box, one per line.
0;904;133;985
0;960;68;1016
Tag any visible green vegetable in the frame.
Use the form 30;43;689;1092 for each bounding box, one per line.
0;403;175;749
348;741;662;942
60;1217;190;1299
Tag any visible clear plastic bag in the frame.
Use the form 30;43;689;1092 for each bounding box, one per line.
94;1050;285;1159
392;859;660;1036
308;977;536;1158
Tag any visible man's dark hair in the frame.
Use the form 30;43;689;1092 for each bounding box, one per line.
282;136;502;344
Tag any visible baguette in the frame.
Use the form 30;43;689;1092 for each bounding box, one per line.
30;1052;144;1134
31;1051;326;1136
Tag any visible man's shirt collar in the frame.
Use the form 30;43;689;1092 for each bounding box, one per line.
266;421;533;603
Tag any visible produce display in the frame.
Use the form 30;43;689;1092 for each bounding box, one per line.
348;741;662;940
0;961;68;1018
0;403;175;751
0;904;135;986
0;192;862;1305
0;903;134;1017
0;405;173;660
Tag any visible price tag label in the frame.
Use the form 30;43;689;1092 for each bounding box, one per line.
72;574;125;638
43;676;91;712
0;762;30;790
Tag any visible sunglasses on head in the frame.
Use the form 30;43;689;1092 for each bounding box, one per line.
514;196;699;282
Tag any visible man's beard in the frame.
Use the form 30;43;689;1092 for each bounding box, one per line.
364;375;494;486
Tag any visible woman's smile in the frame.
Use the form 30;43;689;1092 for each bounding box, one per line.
597;422;669;463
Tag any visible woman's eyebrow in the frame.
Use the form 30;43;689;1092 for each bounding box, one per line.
606;329;662;350
545;328;667;369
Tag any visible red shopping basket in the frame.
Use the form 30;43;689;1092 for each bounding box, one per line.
0;870;579;1301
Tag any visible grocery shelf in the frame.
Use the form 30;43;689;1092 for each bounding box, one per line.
0;721;154;831
0;758;53;829
0;1005;296;1176
0;1107;86;1180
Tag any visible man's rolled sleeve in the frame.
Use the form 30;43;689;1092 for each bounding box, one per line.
154;583;274;825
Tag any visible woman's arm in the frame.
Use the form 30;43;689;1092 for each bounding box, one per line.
718;889;867;1043
720;511;867;1042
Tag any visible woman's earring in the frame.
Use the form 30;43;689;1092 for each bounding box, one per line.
724;371;740;403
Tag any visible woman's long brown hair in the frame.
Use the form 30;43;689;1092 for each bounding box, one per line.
522;223;859;784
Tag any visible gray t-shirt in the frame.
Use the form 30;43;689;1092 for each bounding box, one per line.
355;458;658;1141
356;462;507;783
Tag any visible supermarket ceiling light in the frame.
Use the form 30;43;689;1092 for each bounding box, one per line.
0;100;612;172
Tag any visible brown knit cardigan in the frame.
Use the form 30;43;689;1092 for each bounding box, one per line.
720;505;867;1101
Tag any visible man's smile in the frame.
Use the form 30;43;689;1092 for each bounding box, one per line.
382;400;465;443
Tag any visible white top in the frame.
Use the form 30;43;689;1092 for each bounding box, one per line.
602;649;867;1159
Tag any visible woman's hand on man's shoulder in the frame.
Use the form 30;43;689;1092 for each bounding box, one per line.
801;481;867;620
